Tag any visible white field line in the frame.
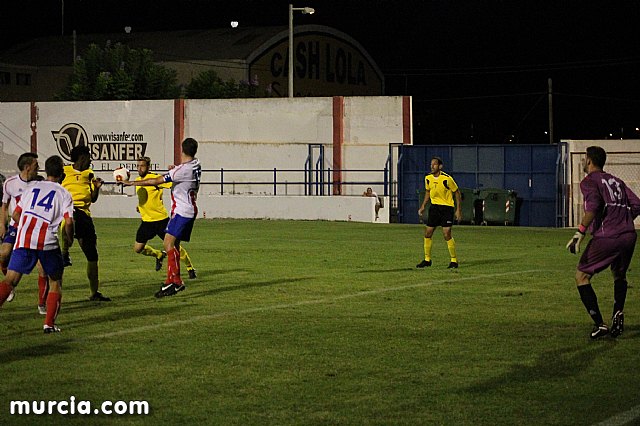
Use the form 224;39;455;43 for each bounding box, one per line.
593;405;640;426
92;269;538;339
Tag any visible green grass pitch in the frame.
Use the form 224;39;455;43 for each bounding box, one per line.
1;219;639;425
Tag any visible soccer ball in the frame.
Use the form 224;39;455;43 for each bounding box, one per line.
113;167;130;182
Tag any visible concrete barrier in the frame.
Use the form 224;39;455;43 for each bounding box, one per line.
91;194;389;223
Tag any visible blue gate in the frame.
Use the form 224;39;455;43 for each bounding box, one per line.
397;144;564;227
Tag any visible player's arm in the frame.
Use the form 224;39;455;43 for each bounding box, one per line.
0;202;8;238
63;216;74;249
124;176;166;187
11;205;22;225
567;177;601;254
625;185;640;219
454;189;462;221
90;178;103;203
418;189;430;216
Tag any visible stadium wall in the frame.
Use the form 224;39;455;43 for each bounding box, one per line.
0;96;406;221
92;194;389;223
563;139;640;228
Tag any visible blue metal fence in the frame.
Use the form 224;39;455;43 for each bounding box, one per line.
397;144;565;227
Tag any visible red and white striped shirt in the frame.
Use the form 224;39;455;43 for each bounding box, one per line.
14;181;74;251
164;159;201;219
2;174;29;228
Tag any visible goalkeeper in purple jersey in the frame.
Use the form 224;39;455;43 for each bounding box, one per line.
566;146;640;339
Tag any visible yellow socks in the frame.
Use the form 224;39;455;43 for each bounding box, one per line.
447;238;457;262
141;245;163;259
180;246;193;269
423;237;432;261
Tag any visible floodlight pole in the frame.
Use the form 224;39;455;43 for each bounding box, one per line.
548;78;554;145
288;4;315;98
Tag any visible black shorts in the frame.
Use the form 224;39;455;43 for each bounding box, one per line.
73;208;97;244
426;204;455;228
136;218;169;244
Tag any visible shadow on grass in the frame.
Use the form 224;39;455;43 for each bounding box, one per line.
185;277;312;299
620;324;640;340
0;340;75;364
357;268;415;273
453;258;522;268
1;305;184;340
61;305;185;329
463;343;615;394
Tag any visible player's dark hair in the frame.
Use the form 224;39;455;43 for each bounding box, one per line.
432;156;443;166
17;152;38;171
138;156;151;167
45;155;64;178
586;146;606;169
70;145;91;162
182;138;198;157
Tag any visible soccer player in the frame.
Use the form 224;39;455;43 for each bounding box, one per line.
417;156;462;269
0;155;74;333
566;146;640;339
61;145;110;301
133;156;197;278
123;138;201;298
0;152;50;313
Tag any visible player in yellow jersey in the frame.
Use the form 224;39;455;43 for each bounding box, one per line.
61;145;110;301
417;156;462;269
133;157;196;278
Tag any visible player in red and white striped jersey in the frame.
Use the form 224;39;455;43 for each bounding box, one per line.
0;152;51;312
0;155;74;334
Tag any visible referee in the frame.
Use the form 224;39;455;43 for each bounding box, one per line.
417;156;462;269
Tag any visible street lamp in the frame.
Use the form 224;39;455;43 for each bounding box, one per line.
288;4;315;98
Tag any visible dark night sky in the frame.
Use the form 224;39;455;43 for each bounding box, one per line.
2;0;639;144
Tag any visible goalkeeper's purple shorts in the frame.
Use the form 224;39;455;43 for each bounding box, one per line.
577;232;637;277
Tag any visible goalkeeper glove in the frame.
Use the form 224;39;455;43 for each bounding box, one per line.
566;231;585;254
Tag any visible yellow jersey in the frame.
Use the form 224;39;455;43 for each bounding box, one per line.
62;165;95;215
135;173;171;222
425;172;458;207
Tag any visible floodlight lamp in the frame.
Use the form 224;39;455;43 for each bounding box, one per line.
302;7;315;14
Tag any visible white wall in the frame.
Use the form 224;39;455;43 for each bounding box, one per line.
92;194;389;223
35;100;175;172
563;139;640;227
0;102;31;177
1;97;406;223
185;97;406;196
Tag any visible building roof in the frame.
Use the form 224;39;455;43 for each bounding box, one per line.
0;25;381;78
0;26;288;66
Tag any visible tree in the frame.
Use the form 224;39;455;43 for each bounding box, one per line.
185;70;272;99
57;42;180;101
